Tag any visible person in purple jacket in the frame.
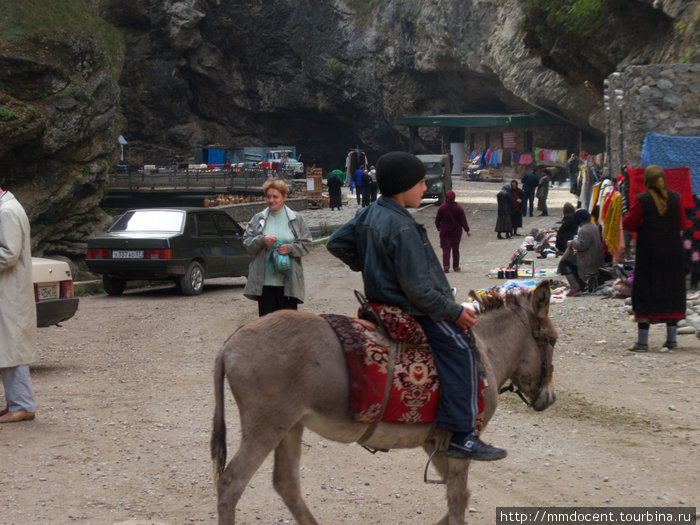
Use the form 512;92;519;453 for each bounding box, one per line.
435;190;471;273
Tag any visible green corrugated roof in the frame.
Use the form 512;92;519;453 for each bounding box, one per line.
396;113;569;127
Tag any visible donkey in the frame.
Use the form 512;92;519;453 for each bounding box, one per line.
211;280;557;524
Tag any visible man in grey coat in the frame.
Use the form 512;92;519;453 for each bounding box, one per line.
0;185;37;423
558;209;604;297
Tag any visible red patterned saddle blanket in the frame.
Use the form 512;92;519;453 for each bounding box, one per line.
322;303;485;426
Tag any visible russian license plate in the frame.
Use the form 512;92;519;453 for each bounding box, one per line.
37;285;58;301
112;250;144;259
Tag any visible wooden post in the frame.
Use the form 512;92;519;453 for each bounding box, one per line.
306;167;324;208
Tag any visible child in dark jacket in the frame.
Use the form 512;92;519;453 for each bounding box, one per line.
327;151;506;461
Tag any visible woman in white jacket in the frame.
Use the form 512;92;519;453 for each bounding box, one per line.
0;187;37;423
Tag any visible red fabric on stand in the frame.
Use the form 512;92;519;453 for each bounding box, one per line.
627;165;694;210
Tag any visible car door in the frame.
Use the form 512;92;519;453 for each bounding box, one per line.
192;211;226;275
213;213;251;277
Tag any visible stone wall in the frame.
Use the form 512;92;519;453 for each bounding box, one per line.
605;64;700;175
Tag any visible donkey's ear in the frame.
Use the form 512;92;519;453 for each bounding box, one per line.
468;290;482;308
531;280;551;321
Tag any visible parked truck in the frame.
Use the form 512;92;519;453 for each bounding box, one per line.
265;149;304;176
218;146;303;174
194;146;304;175
416;154;452;204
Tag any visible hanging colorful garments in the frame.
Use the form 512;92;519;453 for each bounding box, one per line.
519;153;533;165
602;191;625;262
588;181;602;216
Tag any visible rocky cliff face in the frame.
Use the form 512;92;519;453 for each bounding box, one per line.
0;1;124;255
0;0;696;255
103;0;696;168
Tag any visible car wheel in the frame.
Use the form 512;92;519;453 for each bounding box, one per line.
179;261;204;296
103;275;126;296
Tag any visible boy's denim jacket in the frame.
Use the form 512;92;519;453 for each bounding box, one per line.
327;196;462;322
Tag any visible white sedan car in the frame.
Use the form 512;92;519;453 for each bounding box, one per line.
32;257;79;327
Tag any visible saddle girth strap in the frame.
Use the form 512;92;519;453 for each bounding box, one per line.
352;289;398;446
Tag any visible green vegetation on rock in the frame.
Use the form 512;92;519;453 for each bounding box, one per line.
522;0;609;41
327;57;349;76
344;0;388;25
0;105;18;121
675;3;700;63
523;0;698;64
0;0;124;77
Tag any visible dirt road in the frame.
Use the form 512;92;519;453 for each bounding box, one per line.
1;180;697;524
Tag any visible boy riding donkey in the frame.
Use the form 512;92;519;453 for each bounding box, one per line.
327;151;506;461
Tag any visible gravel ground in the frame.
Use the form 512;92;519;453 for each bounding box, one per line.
0;178;697;525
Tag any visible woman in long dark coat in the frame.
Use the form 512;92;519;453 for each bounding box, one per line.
622;165;690;352
510;180;525;236
495;184;514;239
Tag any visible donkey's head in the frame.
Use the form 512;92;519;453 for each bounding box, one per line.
511;280;557;411
473;281;558;412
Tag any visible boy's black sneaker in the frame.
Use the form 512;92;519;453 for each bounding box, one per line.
447;432;507;461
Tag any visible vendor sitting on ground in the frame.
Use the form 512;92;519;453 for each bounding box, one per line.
557;209;604;297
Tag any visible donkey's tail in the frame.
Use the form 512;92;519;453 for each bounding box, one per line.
211;350;227;479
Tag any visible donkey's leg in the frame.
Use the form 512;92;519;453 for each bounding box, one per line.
423;444;470;525
443;459;470;525
217;428;288;525
273;422;319;525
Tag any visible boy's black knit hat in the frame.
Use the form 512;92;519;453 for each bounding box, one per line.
376;152;426;196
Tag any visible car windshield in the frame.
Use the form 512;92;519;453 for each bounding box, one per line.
110;210;185;233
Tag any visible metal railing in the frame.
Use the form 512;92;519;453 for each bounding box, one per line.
109;166;297;191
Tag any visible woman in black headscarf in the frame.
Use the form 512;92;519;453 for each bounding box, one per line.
622;165;690;352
